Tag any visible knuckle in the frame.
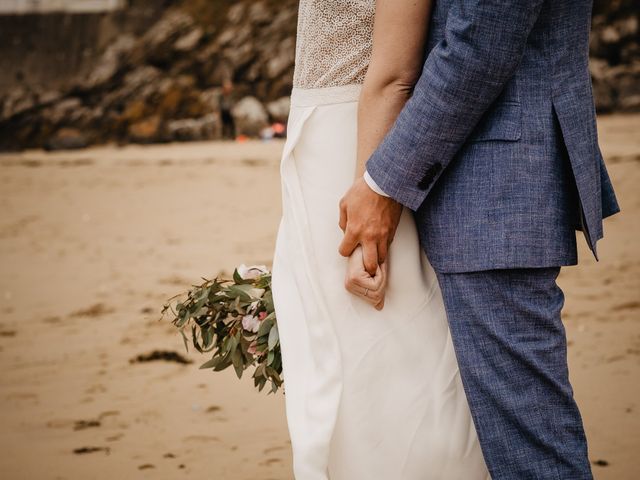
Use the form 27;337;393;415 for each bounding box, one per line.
363;230;377;242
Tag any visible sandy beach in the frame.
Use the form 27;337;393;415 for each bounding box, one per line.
0;114;638;479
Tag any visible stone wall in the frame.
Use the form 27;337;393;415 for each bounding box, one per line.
0;0;637;150
0;0;297;150
0;0;125;14
0;0;169;93
591;0;640;112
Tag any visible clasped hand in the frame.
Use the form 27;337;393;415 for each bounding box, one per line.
338;177;403;310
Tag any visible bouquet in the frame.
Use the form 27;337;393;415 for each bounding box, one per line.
161;265;283;394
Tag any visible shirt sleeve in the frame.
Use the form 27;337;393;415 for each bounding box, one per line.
364;169;390;197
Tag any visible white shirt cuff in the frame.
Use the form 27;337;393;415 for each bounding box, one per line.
363;170;390;197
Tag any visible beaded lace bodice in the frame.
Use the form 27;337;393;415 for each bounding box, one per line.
293;0;376;89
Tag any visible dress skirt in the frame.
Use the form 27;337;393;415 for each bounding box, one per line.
271;85;490;480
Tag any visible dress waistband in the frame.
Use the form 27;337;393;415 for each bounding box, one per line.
290;84;362;107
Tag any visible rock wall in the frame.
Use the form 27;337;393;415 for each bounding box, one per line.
0;0;637;150
591;0;640;112
0;0;297;150
0;0;169;93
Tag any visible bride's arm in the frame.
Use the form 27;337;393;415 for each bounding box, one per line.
345;0;433;310
355;0;434;178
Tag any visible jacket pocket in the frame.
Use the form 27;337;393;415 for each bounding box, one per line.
468;101;522;142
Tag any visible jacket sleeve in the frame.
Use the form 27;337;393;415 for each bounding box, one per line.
366;0;545;211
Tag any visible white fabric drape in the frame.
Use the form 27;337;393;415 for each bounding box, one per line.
272;85;490;480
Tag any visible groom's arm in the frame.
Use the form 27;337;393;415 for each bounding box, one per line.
366;0;545;211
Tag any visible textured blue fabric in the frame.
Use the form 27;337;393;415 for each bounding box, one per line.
437;268;593;480
366;0;620;273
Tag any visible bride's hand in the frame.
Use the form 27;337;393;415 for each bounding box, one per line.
345;246;388;310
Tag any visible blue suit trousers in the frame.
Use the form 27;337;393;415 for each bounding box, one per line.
436;268;593;479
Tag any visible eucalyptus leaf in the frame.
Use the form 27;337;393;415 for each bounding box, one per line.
268;325;279;350
231;348;243;379
265;366;282;383
200;356;221;369
192;325;203;353
213;354;232;371
227;285;253;302
262;290;275;312
257;317;274;337
180;329;189;352
202;327;213;348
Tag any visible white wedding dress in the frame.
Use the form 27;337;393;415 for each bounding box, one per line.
271;1;491;479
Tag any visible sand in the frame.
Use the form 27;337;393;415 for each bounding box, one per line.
0;115;638;479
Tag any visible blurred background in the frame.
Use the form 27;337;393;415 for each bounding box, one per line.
0;1;638;479
0;0;298;150
0;0;638;150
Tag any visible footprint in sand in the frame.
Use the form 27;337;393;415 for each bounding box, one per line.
99;410;120;419
73;446;110;455
204;405;228;422
183;435;220;443
605;354;627;363
42;315;62;324
74;419;101;431
263;445;287;455
47;419;76;429
70;303;115;318
0;214;39;239
5;392;38;402
62;410;121;431
613;300;640;311
130;350;192;365
85;384;107;395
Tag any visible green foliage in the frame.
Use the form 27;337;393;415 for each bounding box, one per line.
161;267;283;394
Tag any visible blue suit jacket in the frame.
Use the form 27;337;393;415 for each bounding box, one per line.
366;0;620;273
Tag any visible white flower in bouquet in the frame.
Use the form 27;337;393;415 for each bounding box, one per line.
237;264;269;280
242;314;261;333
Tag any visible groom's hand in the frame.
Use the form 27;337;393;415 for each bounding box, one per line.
339;177;403;276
